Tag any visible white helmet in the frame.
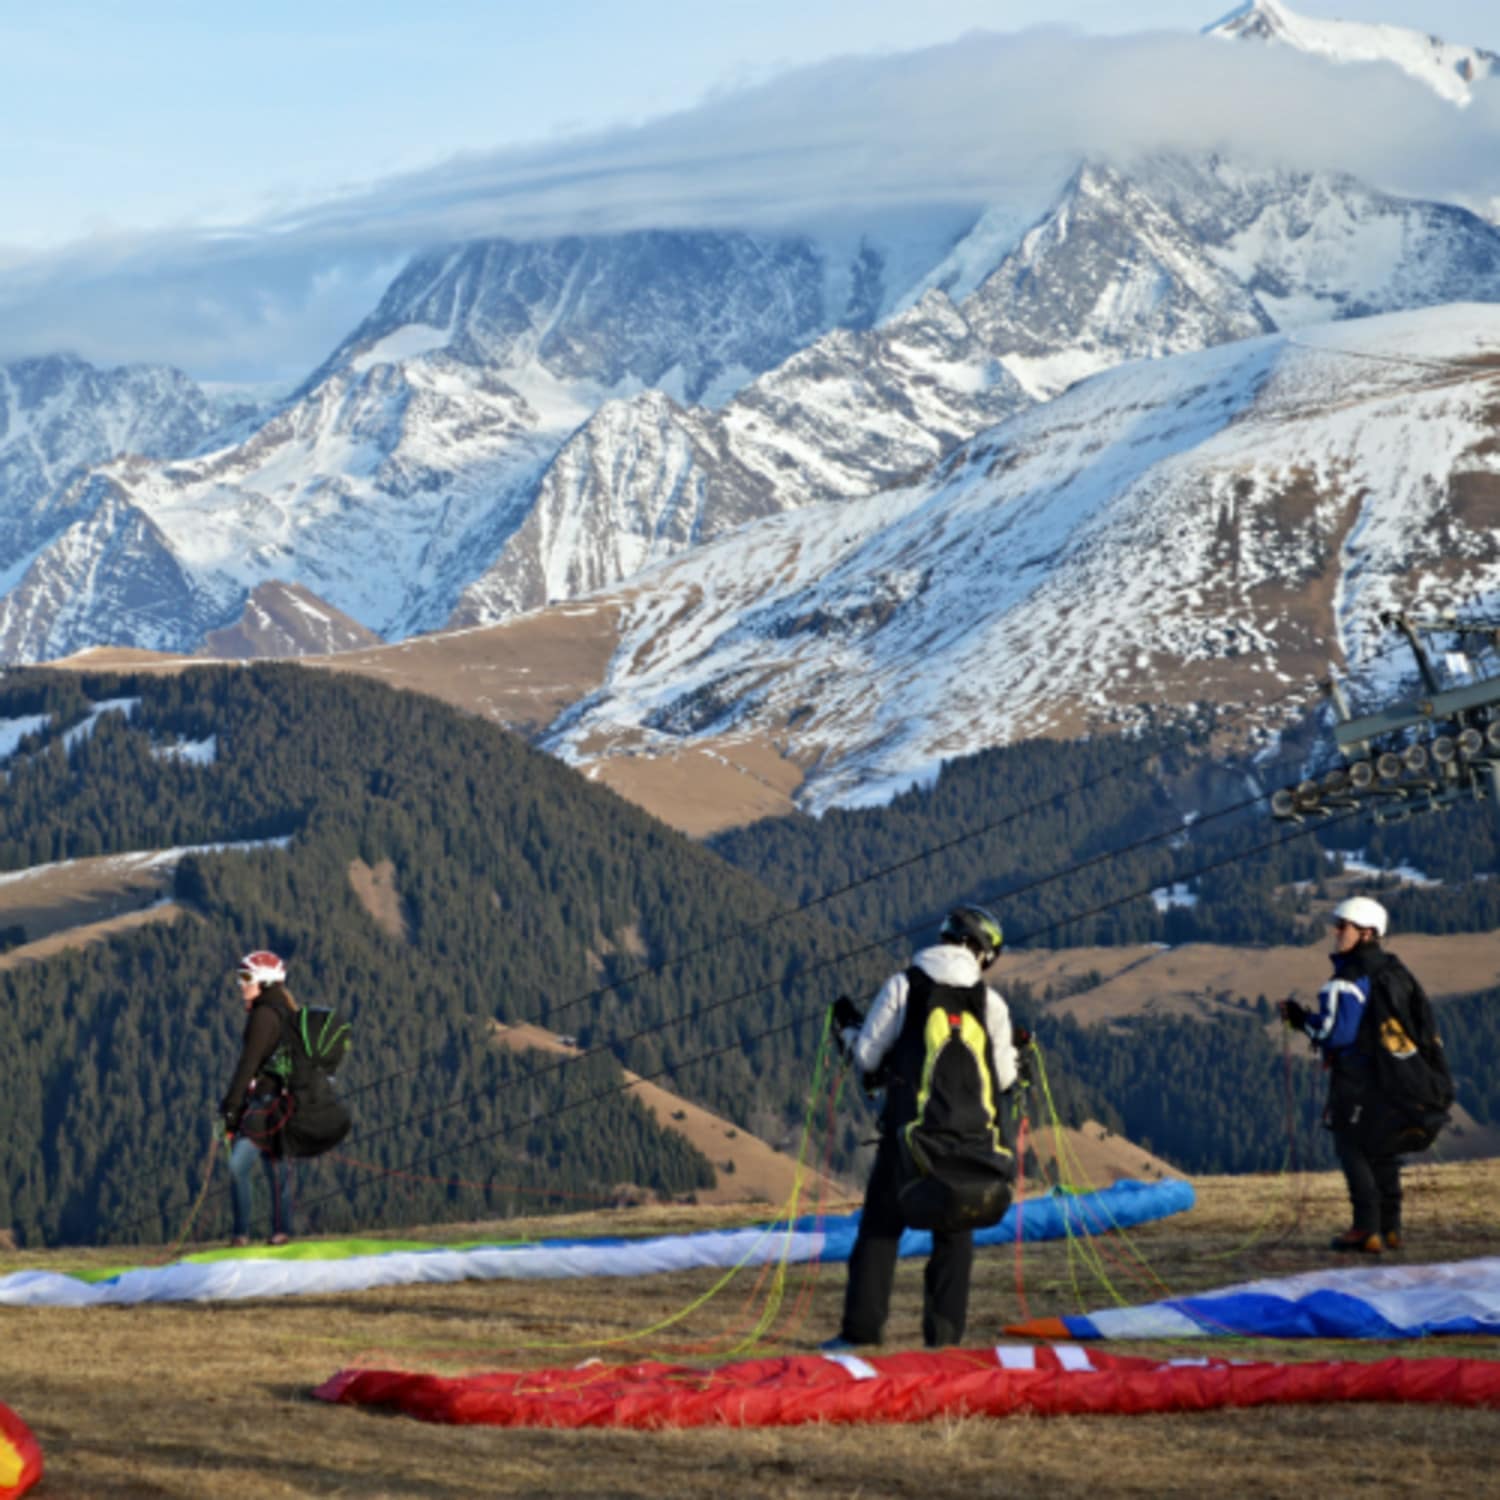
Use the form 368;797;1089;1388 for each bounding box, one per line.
235;950;287;985
1332;896;1387;938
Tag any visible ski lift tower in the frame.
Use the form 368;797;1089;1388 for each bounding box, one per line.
1270;612;1500;825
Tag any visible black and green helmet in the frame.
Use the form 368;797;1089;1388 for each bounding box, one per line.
939;904;1004;963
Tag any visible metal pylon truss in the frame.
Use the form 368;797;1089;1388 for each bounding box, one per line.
1270;613;1500;826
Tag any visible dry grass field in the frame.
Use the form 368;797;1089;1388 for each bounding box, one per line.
6;1160;1500;1499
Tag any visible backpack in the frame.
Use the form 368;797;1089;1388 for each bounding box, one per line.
894;969;1016;1234
1357;953;1453;1157
263;998;353;1159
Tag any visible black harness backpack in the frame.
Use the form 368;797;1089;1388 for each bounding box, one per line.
261;995;353;1159
886;968;1016;1234
1356;951;1453;1157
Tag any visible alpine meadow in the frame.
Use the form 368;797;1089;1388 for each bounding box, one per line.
6;0;1500;1495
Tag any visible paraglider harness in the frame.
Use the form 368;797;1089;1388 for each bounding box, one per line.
249;993;353;1160
1342;950;1453;1157
848;968;1016;1234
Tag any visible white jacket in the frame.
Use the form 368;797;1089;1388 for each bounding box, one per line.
851;943;1018;1091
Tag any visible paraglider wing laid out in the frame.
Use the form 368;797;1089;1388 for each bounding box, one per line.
313;1343;1500;1429
1005;1256;1500;1341
0;1178;1192;1309
0;1402;42;1500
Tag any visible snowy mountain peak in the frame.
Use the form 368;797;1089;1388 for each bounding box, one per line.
306;229;899;409
1206;0;1499;105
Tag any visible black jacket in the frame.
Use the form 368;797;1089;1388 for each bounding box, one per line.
220;990;291;1131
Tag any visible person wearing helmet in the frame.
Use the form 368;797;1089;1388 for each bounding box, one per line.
823;903;1021;1349
1279;896;1449;1254
220;950;298;1246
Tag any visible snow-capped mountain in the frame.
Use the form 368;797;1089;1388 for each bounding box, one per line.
4;0;1500;688
449;288;1031;622
1136;155;1500;324
1207;0;1498;105
539;304;1500;812
1;227;959;662
450;156;1500;619
0;354;228;584
0;476;221;663
8;152;1500;666
964;161;1275;399
306;230;905;409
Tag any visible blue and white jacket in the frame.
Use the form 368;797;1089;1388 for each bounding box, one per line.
1301;958;1372;1060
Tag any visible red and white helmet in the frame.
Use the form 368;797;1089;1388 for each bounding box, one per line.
236;950;287;985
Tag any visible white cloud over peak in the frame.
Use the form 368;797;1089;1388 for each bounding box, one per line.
0;25;1493;383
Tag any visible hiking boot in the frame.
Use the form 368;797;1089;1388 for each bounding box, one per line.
1383;1230;1403;1252
1329;1228;1383;1254
267;1233;291;1247
230;1236;251;1248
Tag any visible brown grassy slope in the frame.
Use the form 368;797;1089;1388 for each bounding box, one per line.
5;1162;1500;1499
997;928;1500;1026
0;848;180;944
0;902;183;972
493;1020;850;1206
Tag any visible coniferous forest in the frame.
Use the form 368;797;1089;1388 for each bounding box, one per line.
4;666;1498;1247
0;665;901;1247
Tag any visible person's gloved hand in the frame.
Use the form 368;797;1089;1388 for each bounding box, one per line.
830;994;864;1064
1279;998;1310;1031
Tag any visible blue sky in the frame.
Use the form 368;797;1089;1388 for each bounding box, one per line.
5;0;1492;249
2;0;1496;381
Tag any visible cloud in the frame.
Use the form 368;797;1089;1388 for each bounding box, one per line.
0;25;1493;383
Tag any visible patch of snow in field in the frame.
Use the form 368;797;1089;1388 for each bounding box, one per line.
1151;882;1199;912
1337;853;1440;887
152;735;218;766
0;835;293;887
62;698;140;751
0;714;51;761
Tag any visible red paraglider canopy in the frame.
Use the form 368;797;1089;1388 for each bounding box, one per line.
316;1344;1500;1430
0;1402;42;1500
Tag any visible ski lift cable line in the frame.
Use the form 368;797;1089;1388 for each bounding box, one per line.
92;720;1329;1240
87;697;1323;1229
100;677;1378;1231
329;752;1324;1163
101;739;1363;1243
341;651;1376;1111
99;616;1422;1227
290;805;1369;1224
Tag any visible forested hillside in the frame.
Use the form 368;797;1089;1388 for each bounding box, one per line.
711;722;1500;950
7;665;1494;1244
0;665;906;1247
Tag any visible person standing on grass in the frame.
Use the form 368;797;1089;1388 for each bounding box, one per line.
220;951;298;1246
824;904;1021;1350
1280;896;1453;1255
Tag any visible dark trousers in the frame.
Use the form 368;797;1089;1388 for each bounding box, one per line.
839;1136;974;1347
1334;1128;1401;1235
